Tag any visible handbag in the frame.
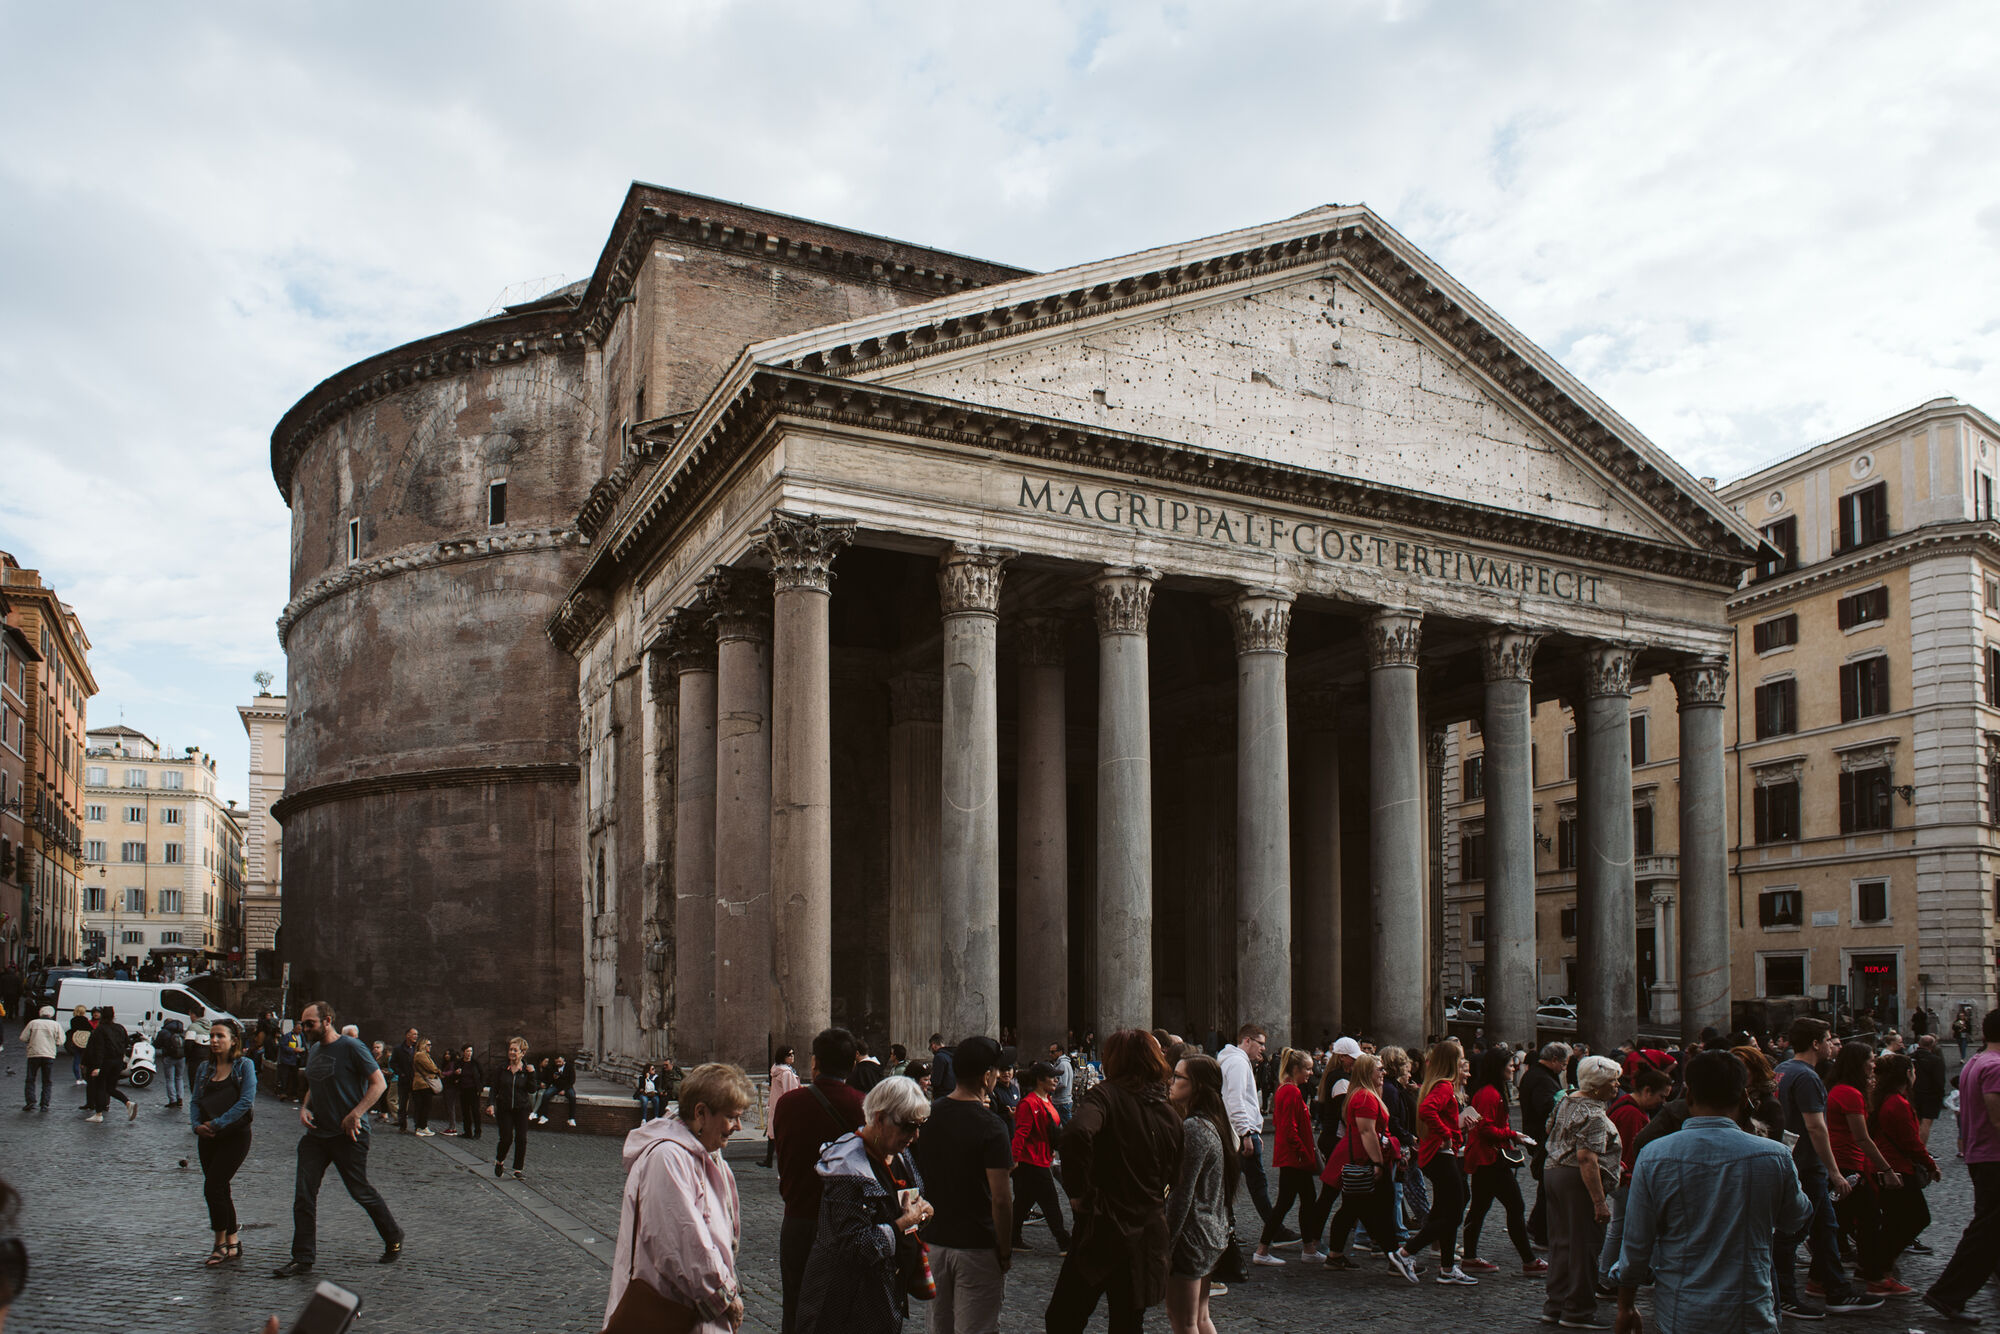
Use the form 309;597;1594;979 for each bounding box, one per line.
1340;1162;1382;1198
1211;1221;1248;1283
426;1075;444;1094
601;1278;698;1334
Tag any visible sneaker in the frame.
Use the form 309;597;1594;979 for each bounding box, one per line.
1252;1252;1286;1266
127;1102;138;1121
1778;1300;1825;1320
1821;1291;1885;1314
85;1112;103;1123
1462;1257;1500;1272
271;1260;314;1279
1866;1278;1914;1297
1524;1259;1550;1274
1388;1249;1421;1284
414;1129;434;1137
1558;1318;1612;1330
1907;1240;1935;1255
1209;1283;1228;1297
1438;1266;1479;1285
1323;1254;1357;1271
1271;1225;1301;1245
1922;1293;1981;1325
494;1161;504;1177
511;1169;524;1180
566;1119;576;1127
1301;1249;1324;1263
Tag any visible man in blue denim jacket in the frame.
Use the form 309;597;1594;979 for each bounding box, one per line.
1615;1051;1812;1334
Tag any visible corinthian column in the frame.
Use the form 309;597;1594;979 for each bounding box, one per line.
1298;689;1344;1042
703;565;772;1072
1227;588;1294;1048
663;606;718;1062
1367;608;1425;1052
1673;659;1729;1043
1481;626;1542;1054
1579;643;1639;1054
1015;616;1069;1056
1094;566;1158;1035
938;545;1012;1043
763;511;855;1060
889;675;943;1050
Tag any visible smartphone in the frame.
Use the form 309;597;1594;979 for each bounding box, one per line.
289;1279;362;1334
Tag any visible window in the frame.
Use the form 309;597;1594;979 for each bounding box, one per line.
1630;716;1648;766
1988;578;2000;613
1754;679;1798;738
1994;876;2000;921
1759;889;1802;928
1841;657;1891;720
159;888;182;914
1763;954;1807;996
1559;906;1578;939
1462;755;1484;800
1840;766;1895;832
1837;587;1889;629
1856;880;1889;924
83;839;105;861
1990;758;2000;825
163;843;183;864
124;769;146;788
1754;615;1799;653
160;807;181;825
160;931;182;945
1459;827;1487;882
1633;804;1655;857
162;771;182;790
86;766;105;785
125;887;144;912
84;885;104;912
125;805;144;823
1981;474;1995;521
1987;647;2000;707
1557;809;1578;870
347;517;360;564
1565;729;1579;779
1758;517;1799;580
1754;779;1801;843
120;930;144;945
85;804;104;822
594;848;606;917
1839;482;1890;550
488;481;508;527
1470;914;1486;944
119;841;144;862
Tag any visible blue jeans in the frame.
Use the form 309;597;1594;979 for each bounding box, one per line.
160;1058;185;1104
1054;1099;1073;1127
1238;1131;1277;1224
1776;1153;1855;1303
637;1094;663;1120
23;1057;51;1109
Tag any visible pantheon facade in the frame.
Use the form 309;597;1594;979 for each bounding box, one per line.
272;185;1757;1070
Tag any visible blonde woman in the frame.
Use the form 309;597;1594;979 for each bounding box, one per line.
1389;1040;1473;1285
1542;1053;1622;1328
763;1046;799;1168
409;1039;440;1136
1255;1048;1323;1265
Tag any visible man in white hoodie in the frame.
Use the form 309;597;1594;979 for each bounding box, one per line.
1219;1022;1288;1240
20;1005;62;1111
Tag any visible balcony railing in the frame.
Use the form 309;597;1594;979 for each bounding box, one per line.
1636;854;1679;881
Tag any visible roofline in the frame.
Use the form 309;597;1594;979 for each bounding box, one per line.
1720;397;2000;498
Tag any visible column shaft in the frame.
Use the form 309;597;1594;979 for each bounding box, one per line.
667;611;718;1062
1674;661;1730;1043
1230;589;1294;1046
765;512;854;1059
706;568;773;1072
1015;618;1069;1056
939;546;1010;1042
1299;703;1342;1042
1482;629;1542;1053
888;676;943;1049
1095;567;1158;1035
1367;609;1426;1052
1579;644;1639;1053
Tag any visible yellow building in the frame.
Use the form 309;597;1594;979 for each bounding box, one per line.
80;726;244;970
1446;397;2000;1036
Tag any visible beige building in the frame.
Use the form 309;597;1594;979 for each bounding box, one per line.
81;726;245;969
1446;397;2000;1035
238;689;285;976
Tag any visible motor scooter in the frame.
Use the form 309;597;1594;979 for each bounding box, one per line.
124;1032;158;1088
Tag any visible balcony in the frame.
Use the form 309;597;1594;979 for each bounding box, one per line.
1636;854;1679;882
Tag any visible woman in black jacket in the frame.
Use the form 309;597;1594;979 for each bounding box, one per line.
486;1038;538;1178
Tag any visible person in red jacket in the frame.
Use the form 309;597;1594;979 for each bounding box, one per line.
1596;1062;1669;1285
1868;1051;1935;1289
1011;1061;1073;1253
1390;1039;1474;1285
1255;1047;1324;1265
1461;1045;1548;1276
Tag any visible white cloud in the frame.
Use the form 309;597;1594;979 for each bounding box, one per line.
4;0;1998;800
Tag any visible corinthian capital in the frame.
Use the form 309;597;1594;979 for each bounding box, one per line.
658;604;718;674
1480;627;1543;683
1366;608;1423;669
1224;588;1294;656
937;545;1014;617
1671;659;1728;708
699;566;771;643
1017;615;1067;668
1583;643;1640;698
1092;566;1158;636
760;510;856;594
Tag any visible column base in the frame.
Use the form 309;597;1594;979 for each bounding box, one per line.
1648;983;1680;1032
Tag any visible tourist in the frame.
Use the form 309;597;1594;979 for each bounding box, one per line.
849;1040;888;1095
772;1027;864;1334
1774;1018;1882;1316
272;1001;402;1278
456;1045;484;1140
18;1006;59;1112
634;1063;667;1122
1045;1029;1184;1334
192;1018;256;1268
436;1044;459;1134
601;1062;751;1333
1824;1039;1906;1295
65;1004;89;1086
1218;1022;1282;1236
156;1016;188;1109
1520;1041;1570;1247
1922;1006;2000;1324
1165;1053;1234;1334
1541;1053;1621;1327
1380;1045;1422;1245
1953;1006;1974;1063
929;1034;957;1098
1914;1034;1950;1142
488;1036;537;1178
367;1040;389;1120
1612;1050;1812;1334
794;1076;932;1334
537;1053;577;1127
914;1033;1013;1334
1596;1064;1670;1286
1011;1061;1072;1254
1254;1046;1323;1265
1734;1045;1785;1140
764;1046;800;1167
1871;1051;1936;1278
409;1038;440;1137
1322;1053;1405;1274
82;1004;135;1123
1462;1044;1544;1276
390;1027;417;1133
274;1024;303;1103
1048;1041;1076;1125
1390;1039;1472;1285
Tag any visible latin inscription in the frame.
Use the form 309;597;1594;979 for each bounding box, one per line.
1016;475;1604;604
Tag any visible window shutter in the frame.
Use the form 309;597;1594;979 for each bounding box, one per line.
1841;665;1858;721
1754;685;1770;739
1838;596;1855;630
1839;771;1856;832
1871;660;1890;715
1754;787;1770;843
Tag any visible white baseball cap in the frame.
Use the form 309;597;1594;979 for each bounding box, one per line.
1332;1037;1363;1058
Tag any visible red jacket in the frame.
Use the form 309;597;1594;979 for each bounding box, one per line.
1322;1086;1401;1185
1417;1080;1463;1167
1271;1081;1319;1170
1011;1090;1060;1168
1463;1083;1523;1171
1606;1093;1654;1174
1872;1093;1939;1180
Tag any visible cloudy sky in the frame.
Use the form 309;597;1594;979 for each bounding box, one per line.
3;2;1997;805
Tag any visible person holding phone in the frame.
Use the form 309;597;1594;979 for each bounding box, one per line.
272;1001;403;1278
193;1018;257;1267
795;1075;932;1334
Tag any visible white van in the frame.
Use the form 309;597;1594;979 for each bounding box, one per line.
54;978;239;1039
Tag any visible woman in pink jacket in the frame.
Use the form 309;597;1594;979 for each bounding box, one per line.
604;1062;755;1333
763;1046;800;1168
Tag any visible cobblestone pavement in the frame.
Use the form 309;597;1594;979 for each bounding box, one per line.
5;1068;1996;1333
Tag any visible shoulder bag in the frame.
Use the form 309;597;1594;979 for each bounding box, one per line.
602;1139;701;1334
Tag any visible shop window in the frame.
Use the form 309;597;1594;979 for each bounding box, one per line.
1754;614;1799;653
1840;657;1890;721
1759;889;1802;928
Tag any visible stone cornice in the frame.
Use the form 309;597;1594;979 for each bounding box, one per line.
1729;522;2000;613
277;525;585;649
269;762;579;822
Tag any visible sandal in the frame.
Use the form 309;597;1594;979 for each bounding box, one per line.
203;1243;230;1267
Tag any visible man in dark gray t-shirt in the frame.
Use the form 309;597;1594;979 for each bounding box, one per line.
274;1001;404;1277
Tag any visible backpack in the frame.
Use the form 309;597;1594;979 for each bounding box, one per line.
156;1023;185;1059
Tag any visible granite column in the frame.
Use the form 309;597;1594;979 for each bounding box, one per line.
1228;588;1294;1046
938;545;1011;1043
1015;616;1069;1056
1094;567;1158;1036
1673;660;1730;1043
704;566;773;1073
1481;627;1542;1053
665;608;718;1062
1367;609;1426;1052
1579;643;1639;1054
